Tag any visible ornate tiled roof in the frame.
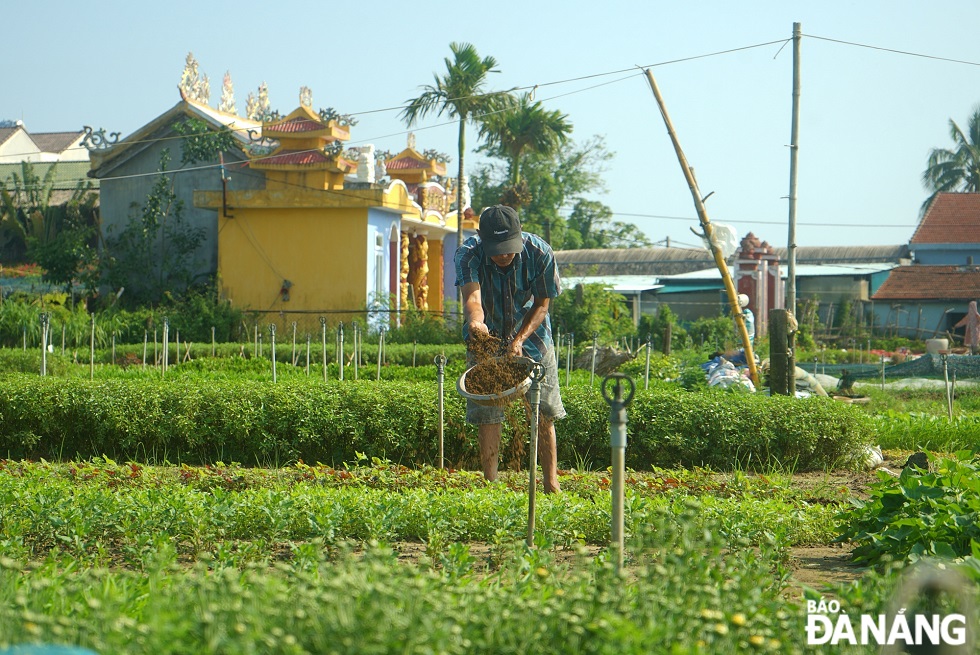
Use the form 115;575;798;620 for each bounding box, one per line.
385;155;430;171
256;150;331;166
264;117;326;134
872;265;980;300
911;193;980;244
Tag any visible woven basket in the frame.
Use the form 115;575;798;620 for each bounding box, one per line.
456;356;533;407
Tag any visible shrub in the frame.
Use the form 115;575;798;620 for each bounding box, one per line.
0;375;873;472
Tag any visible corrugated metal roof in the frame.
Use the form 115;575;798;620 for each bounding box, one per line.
556;244;908;277
561;274;663;293
660;262;896;281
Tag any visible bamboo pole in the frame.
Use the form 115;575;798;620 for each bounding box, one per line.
643;68;759;387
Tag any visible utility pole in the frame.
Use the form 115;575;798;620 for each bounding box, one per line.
786;22;802;316
643;68;759;387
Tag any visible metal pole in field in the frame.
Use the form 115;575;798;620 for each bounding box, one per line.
254;324;258;358
153;329;158;367
112;331;116;366
23;325;26;350
90;314;95;380
162;317;170;376
338;323;344;381
880;355;885;391
526;363;546;548
320;317;327;383
40;313;48;376
212;326;216;358
434;354;447;469
942;353;952;421
376;328;385;381
305;333;311;376
175;331;179;368
142;331;148;369
291;321;297;366
644;335;652;390
353;323;359;380
258;332;263;359
270;323;277;383
413;340;418;368
602;372;636;573
565;333;574;386
590;331;598;387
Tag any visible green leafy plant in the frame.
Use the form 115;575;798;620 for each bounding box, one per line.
839;451;980;565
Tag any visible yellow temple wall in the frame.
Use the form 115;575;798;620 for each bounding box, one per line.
218;207;368;313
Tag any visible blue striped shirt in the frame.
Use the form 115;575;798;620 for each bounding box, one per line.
455;232;561;361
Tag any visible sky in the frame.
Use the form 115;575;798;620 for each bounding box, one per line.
6;0;980;251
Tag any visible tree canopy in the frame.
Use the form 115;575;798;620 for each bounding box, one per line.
922;106;980;215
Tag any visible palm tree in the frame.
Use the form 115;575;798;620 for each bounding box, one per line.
479;92;572;186
401;43;511;263
921;107;980;215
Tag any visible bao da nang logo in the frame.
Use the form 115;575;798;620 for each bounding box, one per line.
805;565;975;650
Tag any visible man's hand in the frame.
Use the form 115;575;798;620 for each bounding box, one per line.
468;321;490;338
505;337;525;357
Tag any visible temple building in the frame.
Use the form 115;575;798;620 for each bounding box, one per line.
188;91;463;322
88;85;469;327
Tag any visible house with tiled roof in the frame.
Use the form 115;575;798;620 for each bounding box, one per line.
0;121;87;163
871;192;980;340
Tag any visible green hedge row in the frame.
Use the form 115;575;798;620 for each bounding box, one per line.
0;375;873;471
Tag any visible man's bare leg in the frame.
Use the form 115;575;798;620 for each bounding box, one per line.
538;416;560;493
477;423;502;482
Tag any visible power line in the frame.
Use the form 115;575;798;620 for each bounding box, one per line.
803;33;980;67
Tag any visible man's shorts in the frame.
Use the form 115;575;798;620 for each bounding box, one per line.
465;347;567;425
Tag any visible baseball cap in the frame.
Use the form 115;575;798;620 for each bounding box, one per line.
478;205;523;256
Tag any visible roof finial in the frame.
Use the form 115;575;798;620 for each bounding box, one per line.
407;132;416;150
299;86;312;108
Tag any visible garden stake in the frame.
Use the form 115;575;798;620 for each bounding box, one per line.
175;331;179;368
162;317;170;376
602;372;635;573
270;323;277;383
353;323;359;380
40;313;48;377
305;333;311;375
142;331;147;369
434;354;447;469
22;324;26;350
291;322;298;366
565;333;574;387
881;355;885;391
376;328;385;381
90;315;95;380
212;326;216;358
254;324;258;358
112;331;116;366
413;341;418;367
320;317;327;382
258;333;263;358
61;324;65;356
338;323;344;381
153;329;158;367
644;335;652;390
526;362;546;548
942;353;952;421
590;332;598;387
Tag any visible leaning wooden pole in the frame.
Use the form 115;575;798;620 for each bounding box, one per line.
643;68;759;387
